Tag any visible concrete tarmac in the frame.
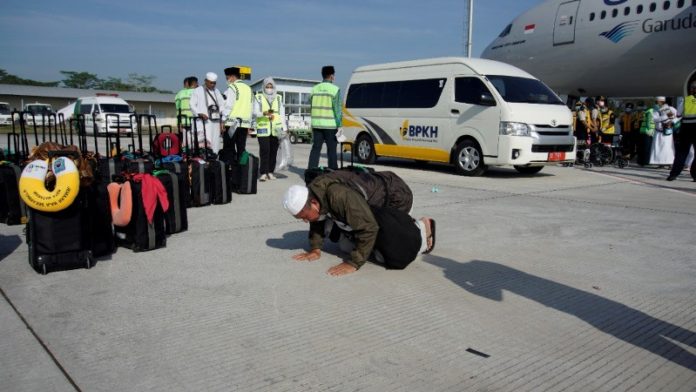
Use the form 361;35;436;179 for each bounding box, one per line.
1;142;695;391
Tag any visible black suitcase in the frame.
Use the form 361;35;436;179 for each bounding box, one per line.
26;195;93;274
160;161;191;208
188;120;213;206
83;182;116;258
114;179;166;252
230;153;259;194
0;161;27;225
209;159;232;204
154;170;188;234
1;119;29;225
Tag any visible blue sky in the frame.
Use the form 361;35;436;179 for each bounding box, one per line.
0;0;542;91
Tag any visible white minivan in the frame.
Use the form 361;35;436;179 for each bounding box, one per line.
0;102;11;126
342;57;576;175
75;96;136;135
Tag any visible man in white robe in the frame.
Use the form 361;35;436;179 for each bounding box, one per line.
189;72;227;154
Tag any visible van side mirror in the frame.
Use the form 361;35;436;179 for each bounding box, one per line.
479;93;496;106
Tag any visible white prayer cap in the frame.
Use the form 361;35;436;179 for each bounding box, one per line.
283;185;309;216
655;96;666;102
205;72;218;82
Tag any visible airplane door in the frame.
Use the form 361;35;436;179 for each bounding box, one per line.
553;0;580;45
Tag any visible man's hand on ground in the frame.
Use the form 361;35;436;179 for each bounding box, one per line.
292;249;321;262
327;262;357;277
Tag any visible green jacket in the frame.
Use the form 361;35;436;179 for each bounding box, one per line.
308;177;379;269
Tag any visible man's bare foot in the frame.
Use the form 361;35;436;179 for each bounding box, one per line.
420;217;436;254
327;262;357;276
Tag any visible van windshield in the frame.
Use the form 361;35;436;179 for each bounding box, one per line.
486;75;564;105
26;105;52;114
0;104;10;114
100;104;131;113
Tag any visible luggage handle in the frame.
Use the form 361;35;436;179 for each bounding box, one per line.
103;113;122;158
47;150;81;159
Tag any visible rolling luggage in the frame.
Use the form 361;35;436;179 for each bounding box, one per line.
230;151;258;194
25;150;94;274
189;121;212;207
26;195;92;275
160;160;191;208
1;116;30;225
114;175;167;252
154;170;188;234
209;159;232;204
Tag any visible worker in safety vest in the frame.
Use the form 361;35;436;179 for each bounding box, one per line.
637;97;662;166
596;97;615;142
308;65;342;170
254;77;286;181
175;76;197;129
667;81;696;181
222;67;254;162
617;102;639;158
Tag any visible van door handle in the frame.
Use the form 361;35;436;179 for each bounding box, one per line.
451;109;460;114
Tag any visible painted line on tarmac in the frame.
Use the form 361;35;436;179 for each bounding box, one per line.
585;170;696;198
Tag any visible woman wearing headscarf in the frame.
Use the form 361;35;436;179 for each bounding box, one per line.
254;77;286;181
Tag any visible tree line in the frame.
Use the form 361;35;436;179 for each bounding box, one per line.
0;69;172;93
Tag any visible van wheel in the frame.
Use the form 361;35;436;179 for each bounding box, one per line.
355;134;376;164
454;140;486;176
514;165;544;174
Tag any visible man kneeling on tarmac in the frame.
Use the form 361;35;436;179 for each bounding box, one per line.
282;183;435;276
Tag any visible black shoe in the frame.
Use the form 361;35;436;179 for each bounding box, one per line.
666;175;677;181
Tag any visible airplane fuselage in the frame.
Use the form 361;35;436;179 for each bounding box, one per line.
482;0;696;97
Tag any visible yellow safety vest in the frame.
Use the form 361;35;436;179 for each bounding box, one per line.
311;82;339;129
684;94;696;124
175;88;193;119
226;80;253;127
255;93;283;137
600;109;615;134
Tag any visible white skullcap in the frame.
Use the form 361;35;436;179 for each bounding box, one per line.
206;72;218;82
655;96;666;101
283;185;309;216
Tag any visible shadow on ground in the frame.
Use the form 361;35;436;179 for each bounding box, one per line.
0;235;22;263
424;256;696;371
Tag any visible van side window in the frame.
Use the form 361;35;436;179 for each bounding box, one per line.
79;104;93;115
455;77;495;106
346;78;446;109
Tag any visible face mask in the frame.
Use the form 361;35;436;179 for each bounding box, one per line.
625;108;632;113
574;105;582;111
265;88;274;94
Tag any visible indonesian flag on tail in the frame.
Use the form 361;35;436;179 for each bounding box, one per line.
524;24;536;34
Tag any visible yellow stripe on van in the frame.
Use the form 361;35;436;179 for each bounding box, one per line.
375;144;450;163
342;107;364;129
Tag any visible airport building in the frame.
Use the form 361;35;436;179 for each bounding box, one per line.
0;84;177;125
1;76;320;129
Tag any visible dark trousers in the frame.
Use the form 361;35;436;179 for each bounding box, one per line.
258;136;279;175
637;133;653;166
669;122;696;179
223;126;249;161
308;128;338;170
622;131;638;158
371;207;422;270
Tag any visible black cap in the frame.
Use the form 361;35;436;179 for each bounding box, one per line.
224;67;241;78
321;65;335;78
625;102;634;108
